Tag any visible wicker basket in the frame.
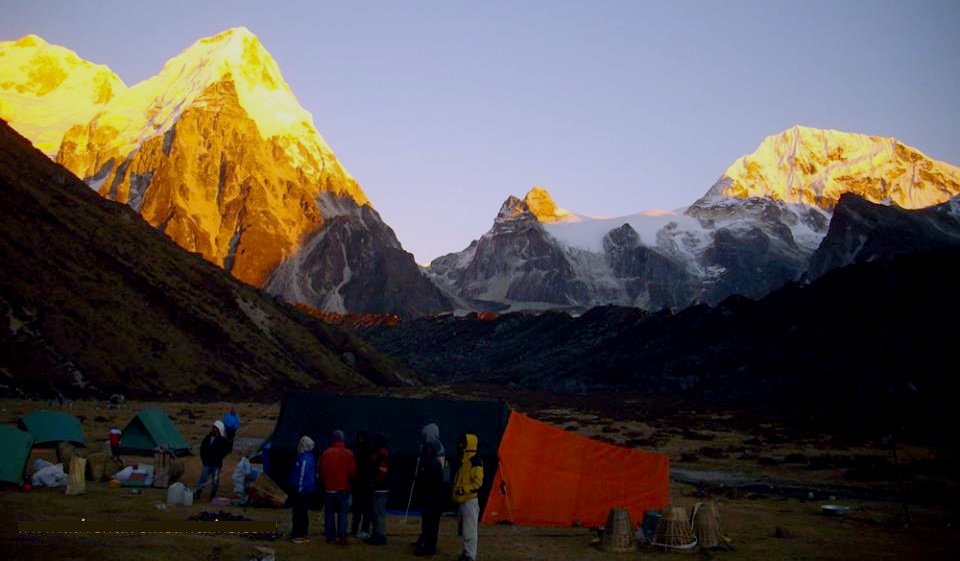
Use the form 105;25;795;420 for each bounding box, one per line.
691;501;721;549
247;472;288;507
601;507;636;552
652;505;696;551
86;452;107;481
57;441;76;469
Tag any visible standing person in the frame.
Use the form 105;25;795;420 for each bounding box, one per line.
288;435;316;544
222;408;240;453
320;430;356;545
452;434;484;561
366;432;390;546
350;431;372;539
195;420;229;501
108;428;122;459
414;423;446;557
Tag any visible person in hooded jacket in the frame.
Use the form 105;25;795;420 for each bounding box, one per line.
414;423;446;556
453;433;484;561
288;435;316;544
196;420;229;500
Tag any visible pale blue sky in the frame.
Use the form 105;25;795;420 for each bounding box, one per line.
4;0;959;263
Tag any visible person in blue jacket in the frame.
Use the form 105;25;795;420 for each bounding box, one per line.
289;435;316;543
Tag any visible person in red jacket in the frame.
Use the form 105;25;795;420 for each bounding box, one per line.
319;430;356;545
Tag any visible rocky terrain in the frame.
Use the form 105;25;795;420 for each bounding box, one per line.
0;119;416;399
364;201;959;434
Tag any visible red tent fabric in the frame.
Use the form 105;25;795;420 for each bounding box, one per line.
483;411;669;528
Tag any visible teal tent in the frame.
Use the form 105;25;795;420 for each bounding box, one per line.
18;411;85;447
119;409;191;455
0;425;34;486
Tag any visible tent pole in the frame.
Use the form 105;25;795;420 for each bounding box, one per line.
496;461;517;529
403;455;421;524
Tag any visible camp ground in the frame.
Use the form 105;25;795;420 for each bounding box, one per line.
260;392;669;527
1;396;957;561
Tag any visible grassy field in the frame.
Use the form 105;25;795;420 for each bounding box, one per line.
1;396;957;560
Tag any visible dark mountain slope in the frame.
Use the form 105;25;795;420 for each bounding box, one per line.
362;246;959;428
0;120;416;399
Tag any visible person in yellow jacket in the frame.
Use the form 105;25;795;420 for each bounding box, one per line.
452;433;483;561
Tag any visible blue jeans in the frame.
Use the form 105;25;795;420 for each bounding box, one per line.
324;490;350;542
195;466;220;498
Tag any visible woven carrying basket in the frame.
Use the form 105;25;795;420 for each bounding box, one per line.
692;501;722;549
653;505;697;551
57;442;76;469
86;452;107;481
248;472;288;507
601;507;636;552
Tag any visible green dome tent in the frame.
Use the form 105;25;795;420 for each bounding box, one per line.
0;425;34;486
119;409;191;455
18;411;85;447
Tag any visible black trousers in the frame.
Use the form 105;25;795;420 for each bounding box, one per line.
291;492;311;538
351;489;372;534
419;500;442;552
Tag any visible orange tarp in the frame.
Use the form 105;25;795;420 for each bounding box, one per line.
483;411;669;528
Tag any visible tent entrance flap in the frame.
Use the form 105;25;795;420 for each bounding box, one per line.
482;411;669;528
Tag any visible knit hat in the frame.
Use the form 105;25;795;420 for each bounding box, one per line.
213;420;225;437
332;430;345;443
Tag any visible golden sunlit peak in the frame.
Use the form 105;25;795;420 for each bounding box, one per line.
199;26;258;47
524;186;571;223
14;34;47;47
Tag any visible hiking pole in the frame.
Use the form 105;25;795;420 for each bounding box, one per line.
403;455;421;524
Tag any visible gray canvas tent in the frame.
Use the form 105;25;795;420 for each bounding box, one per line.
262;392;510;511
119;409;191;455
0;425;34;486
18;411;85;447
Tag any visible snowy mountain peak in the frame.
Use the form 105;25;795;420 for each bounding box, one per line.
13;34;46;47
708;125;960;210
524;186;571;223
0;35;126;154
47;28;367;206
495;195;534;223
126;26;328;149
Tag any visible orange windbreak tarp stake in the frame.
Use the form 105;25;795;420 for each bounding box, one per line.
482;411;669;528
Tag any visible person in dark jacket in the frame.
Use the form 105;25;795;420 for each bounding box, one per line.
414;423;446;556
195;420;229;500
350;431;373;539
288;435;316;544
366;432;390;546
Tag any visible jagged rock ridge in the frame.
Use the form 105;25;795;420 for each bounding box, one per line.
1;29;450;316
428;128;960;312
